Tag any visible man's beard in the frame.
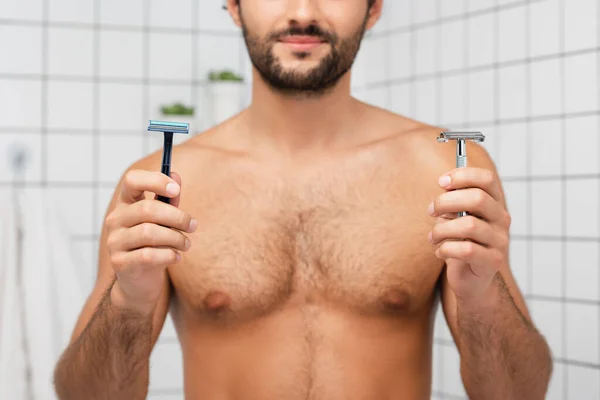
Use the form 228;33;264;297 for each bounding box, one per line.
241;18;368;97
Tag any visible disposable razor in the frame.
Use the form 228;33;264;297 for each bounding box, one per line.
148;120;190;203
437;131;485;217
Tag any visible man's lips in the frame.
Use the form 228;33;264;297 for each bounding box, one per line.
278;35;327;51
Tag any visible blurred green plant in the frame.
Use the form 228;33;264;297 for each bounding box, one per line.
160;102;195;116
208;69;244;82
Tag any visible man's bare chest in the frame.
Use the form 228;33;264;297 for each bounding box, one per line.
168;164;444;322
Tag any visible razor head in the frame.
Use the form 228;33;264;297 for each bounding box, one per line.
437;131;485;143
148;120;190;134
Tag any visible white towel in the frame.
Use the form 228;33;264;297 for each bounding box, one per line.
0;188;87;400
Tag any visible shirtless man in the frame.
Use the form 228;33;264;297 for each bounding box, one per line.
53;1;553;399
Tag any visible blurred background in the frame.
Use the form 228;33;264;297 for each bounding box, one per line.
0;0;598;399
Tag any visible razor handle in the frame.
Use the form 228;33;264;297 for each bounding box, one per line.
456;139;468;218
157;132;174;204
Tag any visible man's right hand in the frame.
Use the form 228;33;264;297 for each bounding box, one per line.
104;170;198;315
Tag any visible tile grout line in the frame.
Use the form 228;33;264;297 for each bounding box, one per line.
193;0;200;133
408;0;416;119
40;0;49;185
558;0;568;396
141;0;150;155
0;17;239;35
369;0;542;38
492;0;500;162
524;0;533;302
355;44;600;90
463;2;470;131
5;110;600;135
91;0;100;288
597;0;600;371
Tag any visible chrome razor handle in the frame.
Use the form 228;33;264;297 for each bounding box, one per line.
457;139;468;217
437;132;485;218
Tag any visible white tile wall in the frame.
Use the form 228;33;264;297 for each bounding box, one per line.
509;239;528;294
566;303;599;364
0;133;42;182
530;299;564;359
48;0;94;24
547;363;564;400
468;69;495;124
467;13;494;68
149;0;193;30
565;242;599;301
529;0;560;57
530;119;562;177
148;85;194;121
498;5;526;63
48;27;94;76
415;27;436;76
364;36;388;85
390;83;412;116
565;116;599;175
498;63;527;120
503;181;528;235
414;0;436;24
198;1;240;32
566;179;599;238
531;180;562;236
99;31;144;79
98;83;145;131
467;0;495;13
439;75;467;125
564;52;598;114
531;58;562;117
98;134;145;184
414;79;437;124
0;79;42;127
0;2;247;394
567;365;600;400
149;342;184;392
563;0;598;52
71;238;95;292
440;0;465;18
149;33;193;80
46;133;94;182
364;86;388;110
389;32;412;79
442;345;467;398
370;1;391;35
47;81;95;130
1;0;599;398
497;123;528;178
197;35;243;81
99;0;144;27
531;240;562;297
45;187;94;236
365;1;600;398
0;0;43;21
0;26;43;74
439;20;465;72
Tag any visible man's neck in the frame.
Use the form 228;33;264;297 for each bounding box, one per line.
244;70;363;155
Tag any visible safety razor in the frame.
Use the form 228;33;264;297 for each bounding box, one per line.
148;120;190;203
437;131;485;217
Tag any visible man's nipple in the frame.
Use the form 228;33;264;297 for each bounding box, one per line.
203;291;231;312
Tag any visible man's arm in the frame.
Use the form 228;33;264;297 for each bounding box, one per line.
441;269;552;399
53;159;172;400
438;145;552;400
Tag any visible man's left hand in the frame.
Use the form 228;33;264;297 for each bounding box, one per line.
427;167;511;301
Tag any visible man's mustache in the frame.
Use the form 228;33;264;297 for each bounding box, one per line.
268;24;337;44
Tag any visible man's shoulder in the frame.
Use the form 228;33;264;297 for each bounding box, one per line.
126;121;233;176
371;108;495;174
